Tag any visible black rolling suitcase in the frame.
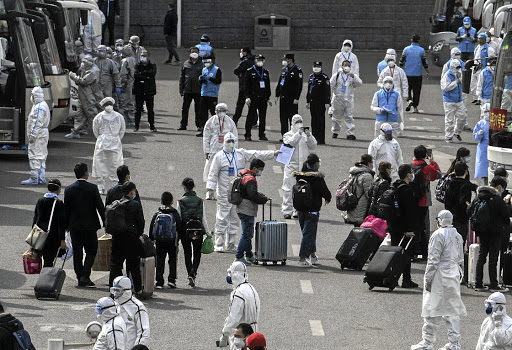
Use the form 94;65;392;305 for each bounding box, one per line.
364;237;412;291
503;250;512;286
336;228;379;270
34;249;67;300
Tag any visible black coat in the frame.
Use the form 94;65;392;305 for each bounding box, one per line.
389;180;419;235
133;62;157;96
234;54;255;91
468;186;510;237
0;314;25;350
97;0;120;18
105;182;141;207
244;66;271;100
33;197;66;255
292;171;332;212
179;59;203;95
275;64;303;100
123;196;145;237
163;9;178;36
64;180;105;231
445;177;472;223
306;72;331;104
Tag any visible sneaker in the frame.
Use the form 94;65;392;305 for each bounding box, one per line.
283;214;292;219
438;343;460;350
297;259;312;268
455;134;462;142
445;138;453;143
413;107;419;113
64;132;80;139
168;281;177;289
310;255;318;265
246;256;256;262
405;100;413;112
163;60;172;64
259;136;268;141
472;99;479;104
156;284;163;289
346;135;356;140
226;243;237;252
489;285;509;292
245;136;252;141
474;285;489;292
474;100;481;105
332;133;338;139
177;125;187;130
188;276;195;288
402;280;419;288
214;245;225;253
235;257;252;266
292;210;298;218
463;125;472;131
133;127;139;132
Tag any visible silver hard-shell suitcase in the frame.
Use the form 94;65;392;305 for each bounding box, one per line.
254;199;288;265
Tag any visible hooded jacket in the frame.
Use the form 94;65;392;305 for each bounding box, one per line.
345;164;375;225
468;186;510;237
332;39;360;76
292;171;332;212
234;53;255;91
94;306;126;350
236;169;268;217
116;292;150;348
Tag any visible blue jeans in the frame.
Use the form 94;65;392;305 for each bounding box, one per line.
298;212;319;258
236;213;255;259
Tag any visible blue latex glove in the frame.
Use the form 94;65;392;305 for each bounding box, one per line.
115;87;122;95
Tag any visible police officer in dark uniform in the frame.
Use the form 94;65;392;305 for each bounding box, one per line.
275;53;303;140
244;54;272;141
306;61;330;145
233;47;255;126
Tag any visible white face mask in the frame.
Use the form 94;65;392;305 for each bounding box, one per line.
464;24;471;28
104;105;114;113
384;83;393;91
387;61;395;68
204;62;212;68
115;45;123;52
239;52;244;59
190;52;199;59
282;60;288;67
312;67;321;73
217;111;226;118
224;142;235;153
484;111;490;120
464;156;471;163
342;66;351;73
232;338;245;349
256;61;264;67
343;45;351;52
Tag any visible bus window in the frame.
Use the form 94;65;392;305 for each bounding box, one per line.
503;74;512;113
14;17;43;87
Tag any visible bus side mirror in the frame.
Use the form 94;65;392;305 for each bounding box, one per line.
33;20;48;45
80;10;88;28
54;10;65;29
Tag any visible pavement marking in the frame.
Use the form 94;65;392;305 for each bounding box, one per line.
408;117;432;122
0;204;34;211
300;280;314;294
45;302;93;311
406;125;439;131
309;320;325;336
292;244;300;256
74;156;93;160
285;219;296;225
267;144;276;151
273;165;283;174
40;324;84;332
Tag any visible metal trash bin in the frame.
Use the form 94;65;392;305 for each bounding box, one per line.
254;14;290;50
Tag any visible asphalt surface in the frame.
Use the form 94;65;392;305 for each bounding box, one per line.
0;47;502;349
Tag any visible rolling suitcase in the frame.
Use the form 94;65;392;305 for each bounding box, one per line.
34;249;67;300
336;227;379;270
503;250;512;286
139;256;155;299
254;199;288;266
364;236;412;291
468;242;501;287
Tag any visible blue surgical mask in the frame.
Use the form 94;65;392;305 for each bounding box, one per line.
226;275;232;284
256;170;262;176
140;57;147;63
411;173;415;182
486;305;493;315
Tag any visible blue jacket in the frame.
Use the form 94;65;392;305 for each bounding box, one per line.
473;118;489;179
377;60;387;75
196;42;212;58
401;43;427;77
200;65;220;97
457;26;476;52
442;71;462;103
444;58;465;72
480;67;494;100
375;89;400;123
475;44;489;66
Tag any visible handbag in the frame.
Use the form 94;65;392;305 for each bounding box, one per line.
22;248;42;274
360;215;388;241
201;236;214;254
25;199;57;251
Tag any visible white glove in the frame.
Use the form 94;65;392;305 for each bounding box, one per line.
245;98;251;106
306;103;310;110
478;129;484;135
206;231;213;239
274;97;279;105
305;129;311;137
293;99;299;105
69;72;77;81
218;334;229;348
28;135;35;144
206;189;215;200
267;100;272;107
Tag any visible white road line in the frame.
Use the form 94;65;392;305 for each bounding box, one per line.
267;144;276;151
273;165;283;174
309;320;325;336
300;280;314;294
40;324;84;332
292;244;300;256
407;126;439;130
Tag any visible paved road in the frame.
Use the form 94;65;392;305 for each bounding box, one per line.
0;47;497;349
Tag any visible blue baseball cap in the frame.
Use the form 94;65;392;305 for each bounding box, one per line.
463;16;471;24
478;32;488;39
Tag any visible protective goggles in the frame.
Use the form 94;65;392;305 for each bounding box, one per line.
95;303;116;315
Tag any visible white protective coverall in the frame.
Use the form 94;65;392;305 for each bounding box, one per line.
332;39;360;76
124;36;146;64
206;132;275;251
21;87;51;185
441;60;466;141
91;97;126;193
330;68;363;136
118;46;136;125
83;12;105;56
93;297;127;350
203;103;238;182
476;292;512;350
95;46;122;98
111;277;150;349
218;261;260;349
367;123;403;182
377;59;409;100
411;210;466;350
281;114;317;217
371;76;404;138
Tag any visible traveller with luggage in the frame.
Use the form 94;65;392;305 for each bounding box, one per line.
366;161;392;218
343;154;374;226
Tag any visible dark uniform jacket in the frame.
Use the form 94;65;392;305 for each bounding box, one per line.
234;54;255;92
306;72;331;104
64;179;105;231
163;9;178;36
133;61;157;96
179;59;203;95
275;64;303;100
244;65;271;101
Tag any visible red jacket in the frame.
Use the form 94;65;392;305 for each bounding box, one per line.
411;159;440;207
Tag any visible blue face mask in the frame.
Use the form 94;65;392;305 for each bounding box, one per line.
140;57;147;63
411;173;415;182
256;170;263;176
486;305;493;315
226;275;232;285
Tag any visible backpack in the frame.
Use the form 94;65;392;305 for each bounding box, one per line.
469;198;492;233
410;163;428;201
435;172;454;203
152;212;177;242
228;175;246;205
336;173;362;211
0;320;36;350
105;199;129;235
184;200;204;240
292;179;313;212
376;183;406;222
367;179;388;217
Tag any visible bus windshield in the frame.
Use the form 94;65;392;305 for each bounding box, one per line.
14;16;43;86
431;0;470;33
62;9;78;62
38;15;63;75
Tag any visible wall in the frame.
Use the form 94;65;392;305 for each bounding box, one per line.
113;0;435;51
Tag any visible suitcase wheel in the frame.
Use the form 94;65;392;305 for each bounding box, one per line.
253;261;259;265
273;261;277;265
263;261;267;266
35;293;40;300
282;260;286;266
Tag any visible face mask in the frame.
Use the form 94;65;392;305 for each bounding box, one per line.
80;63;86;70
387;61;395;68
342;66;351;73
486;305;493;315
190;52;199;59
484;112;490;120
411;173;415;182
256;61;264;67
104;105;114;113
225;142;235;153
115;46;123;52
384;132;393;141
343;45;351;52
312;67;321;73
256;169;262;177
239;52;244;59
233;338;245;349
464;156;471;163
295;122;303;130
384;83;393;91
226;275;232;284
282;60;288;67
217;111;226;118
140;57;148;63
204;62;212;68
464;24;471;28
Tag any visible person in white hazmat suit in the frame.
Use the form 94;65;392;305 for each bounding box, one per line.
118;46;136;126
367;123;403;182
110;276;150;349
475;292;512;350
442;48;470;131
411;210;467;350
95;45;122;98
91;97;126;194
441;60;466;143
82;11;105;56
206;132;278;252
93;297;126;350
330;60;363;140
218;261;260;349
371;76;404;138
124;36;146;64
21;87;51;185
377;55;409;102
377;49;396;76
203;103;238;183
332;39;359;76
281;114;317;219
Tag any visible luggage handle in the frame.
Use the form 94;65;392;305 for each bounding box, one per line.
262;198;272;221
398;236;413;251
53;247;69;270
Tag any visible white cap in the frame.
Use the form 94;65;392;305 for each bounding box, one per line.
436;209;453;227
99;97;115;107
381;123;393;132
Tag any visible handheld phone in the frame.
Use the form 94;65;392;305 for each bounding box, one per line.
302;126;310;131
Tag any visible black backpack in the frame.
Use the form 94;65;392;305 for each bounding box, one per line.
376;183;406;222
435;172;454;203
469;198;492;233
105;199;129;235
411;163;428;201
336;173;363;211
0;319;36;350
367;179;389;217
293;179;313;212
228;173;251;205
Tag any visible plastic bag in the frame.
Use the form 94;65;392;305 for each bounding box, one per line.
360;215;388;240
201;237;214;254
62;231;73;260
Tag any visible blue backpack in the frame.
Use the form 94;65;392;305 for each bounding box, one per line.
152;212;177;242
